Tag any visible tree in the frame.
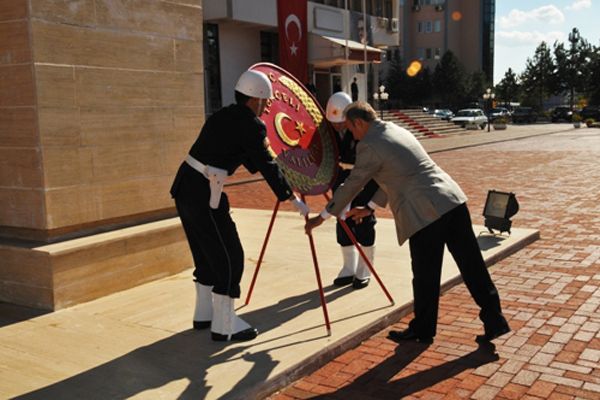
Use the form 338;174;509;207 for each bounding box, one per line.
465;70;487;106
400;66;432;107
384;58;432;108
432;51;466;109
583;44;600;105
520;42;554;110
552;28;590;109
495;68;520;106
384;56;408;108
414;67;433;106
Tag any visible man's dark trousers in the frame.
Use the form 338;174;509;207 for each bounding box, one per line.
408;203;505;337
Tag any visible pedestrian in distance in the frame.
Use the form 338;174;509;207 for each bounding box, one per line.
305;101;510;344
325;92;379;289
351;77;359;102
170;69;310;342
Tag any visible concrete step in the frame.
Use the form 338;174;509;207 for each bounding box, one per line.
381;109;469;139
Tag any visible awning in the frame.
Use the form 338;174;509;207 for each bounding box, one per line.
308;34;383;68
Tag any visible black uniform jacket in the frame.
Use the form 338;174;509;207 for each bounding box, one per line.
333;129;379;207
171;103;293;202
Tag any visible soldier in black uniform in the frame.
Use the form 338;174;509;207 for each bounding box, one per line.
325;92;379;289
170;69;309;342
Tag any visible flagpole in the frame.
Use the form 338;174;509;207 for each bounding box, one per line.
362;0;367;102
344;0;349;86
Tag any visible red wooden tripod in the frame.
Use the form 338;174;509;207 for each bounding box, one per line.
245;194;395;335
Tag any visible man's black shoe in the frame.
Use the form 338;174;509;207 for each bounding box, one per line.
388;329;433;344
476;324;510;342
211;327;259;342
352;277;370;289
333;276;354;286
193;320;211;330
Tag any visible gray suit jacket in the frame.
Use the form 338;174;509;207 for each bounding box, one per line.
326;120;467;245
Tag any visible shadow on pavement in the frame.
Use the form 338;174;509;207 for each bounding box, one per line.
0;302;49;328
311;341;499;399
476;234;507;251
11;285;362;400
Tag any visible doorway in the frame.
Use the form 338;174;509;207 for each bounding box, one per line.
314;72;330;107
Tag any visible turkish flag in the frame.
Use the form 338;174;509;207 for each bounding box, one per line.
277;0;308;84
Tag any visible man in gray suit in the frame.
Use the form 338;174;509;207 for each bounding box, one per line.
305;102;510;344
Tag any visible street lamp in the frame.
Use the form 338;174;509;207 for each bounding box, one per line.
482;87;495;132
567;28;581;110
373;85;389;120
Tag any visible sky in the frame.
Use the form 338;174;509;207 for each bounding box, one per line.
494;0;600;84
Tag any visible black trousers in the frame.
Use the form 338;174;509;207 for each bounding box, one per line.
174;174;244;298
332;172;376;247
336;215;376;247
408;203;505;337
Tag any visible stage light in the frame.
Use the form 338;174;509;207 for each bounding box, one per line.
483;190;519;234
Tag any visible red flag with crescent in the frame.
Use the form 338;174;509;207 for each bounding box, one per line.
277;0;308;84
249;63;337;196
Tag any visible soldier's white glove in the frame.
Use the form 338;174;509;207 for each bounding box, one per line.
291;195;310;217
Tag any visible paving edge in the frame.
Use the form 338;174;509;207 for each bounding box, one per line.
242;229;541;399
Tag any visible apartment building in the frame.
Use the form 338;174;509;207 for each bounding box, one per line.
405;0;494;79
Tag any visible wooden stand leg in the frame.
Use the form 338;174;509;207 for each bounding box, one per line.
302;195;332;335
324;193;395;305
245;201;280;306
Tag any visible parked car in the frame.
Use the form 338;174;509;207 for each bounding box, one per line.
512;107;538;124
432;109;454;121
450;108;488;129
551;106;573;122
580;105;600;121
490;107;510;122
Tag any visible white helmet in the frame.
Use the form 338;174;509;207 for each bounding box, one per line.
235;70;273;99
326;92;352;123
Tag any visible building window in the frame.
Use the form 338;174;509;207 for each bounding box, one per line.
373;0;384;17
417;21;423;33
417;47;425;60
350;0;362;12
324;0;343;7
425;21;432;33
384;0;392;18
434;20;441;32
425;48;432;59
260;31;279;64
203;23;221;115
434;47;441;59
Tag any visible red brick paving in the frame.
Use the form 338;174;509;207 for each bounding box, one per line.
229;129;600;399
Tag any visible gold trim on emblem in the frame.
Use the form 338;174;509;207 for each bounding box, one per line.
274;112;300;147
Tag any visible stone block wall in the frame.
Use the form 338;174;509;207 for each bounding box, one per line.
0;0;45;233
1;0;204;240
0;1;203;309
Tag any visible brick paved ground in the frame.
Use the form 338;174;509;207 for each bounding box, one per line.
228;129;600;399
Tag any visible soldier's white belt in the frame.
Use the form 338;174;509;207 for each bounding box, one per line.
339;162;354;170
185;155;228;209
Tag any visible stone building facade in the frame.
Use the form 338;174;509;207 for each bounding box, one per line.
0;0;204;309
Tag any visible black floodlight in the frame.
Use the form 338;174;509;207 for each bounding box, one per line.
483;190;519;234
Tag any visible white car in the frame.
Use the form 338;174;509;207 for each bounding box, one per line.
451;108;488;129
